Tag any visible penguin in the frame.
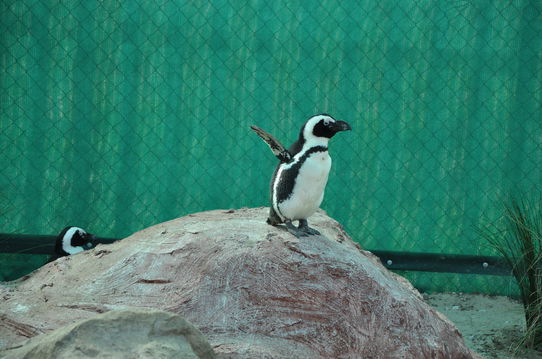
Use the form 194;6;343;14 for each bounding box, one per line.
251;114;351;237
51;226;96;261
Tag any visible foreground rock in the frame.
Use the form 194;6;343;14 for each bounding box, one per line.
0;207;478;358
2;309;216;359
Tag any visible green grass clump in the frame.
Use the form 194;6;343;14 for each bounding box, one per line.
480;195;542;350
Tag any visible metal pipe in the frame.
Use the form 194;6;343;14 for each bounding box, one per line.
371;250;511;276
0;233;511;276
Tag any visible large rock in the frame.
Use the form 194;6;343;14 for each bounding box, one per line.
1;309;216;359
0;207;479;358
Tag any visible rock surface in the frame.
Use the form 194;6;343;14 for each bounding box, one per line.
1;309;216;359
0;207;479;358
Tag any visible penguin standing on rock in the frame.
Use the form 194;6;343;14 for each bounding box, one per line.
51;226;96;261
251;114;351;238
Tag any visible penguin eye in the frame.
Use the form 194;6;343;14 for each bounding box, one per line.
323;119;330;126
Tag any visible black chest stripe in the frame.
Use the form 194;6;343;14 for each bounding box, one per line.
272;146;328;209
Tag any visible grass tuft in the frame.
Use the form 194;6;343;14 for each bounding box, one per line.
480;194;542;350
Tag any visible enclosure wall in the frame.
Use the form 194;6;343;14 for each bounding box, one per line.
1;0;541;293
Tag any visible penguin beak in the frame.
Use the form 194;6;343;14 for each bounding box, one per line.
84;234;97;249
332;120;351;132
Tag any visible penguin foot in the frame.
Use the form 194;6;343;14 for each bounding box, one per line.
298;219;320;236
285;221;309;238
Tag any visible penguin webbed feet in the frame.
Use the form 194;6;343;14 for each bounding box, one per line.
283;219;320;238
284;221;309;238
298;219;321;236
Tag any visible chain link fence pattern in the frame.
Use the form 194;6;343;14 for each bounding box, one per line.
1;0;541;293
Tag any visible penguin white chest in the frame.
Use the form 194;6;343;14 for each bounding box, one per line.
279;152;332;220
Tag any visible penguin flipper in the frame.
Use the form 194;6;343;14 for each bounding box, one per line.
250;125;292;163
267;207;283;225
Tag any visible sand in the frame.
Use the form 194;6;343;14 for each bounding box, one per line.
426;293;542;359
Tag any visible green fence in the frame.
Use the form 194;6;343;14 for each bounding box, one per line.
1;0;541;294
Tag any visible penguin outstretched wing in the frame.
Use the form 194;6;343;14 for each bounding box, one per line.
250;125;292;163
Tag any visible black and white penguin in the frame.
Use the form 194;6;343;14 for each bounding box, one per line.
52;226;96;260
251;114;351;237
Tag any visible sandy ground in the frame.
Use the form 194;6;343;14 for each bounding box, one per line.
425;293;542;359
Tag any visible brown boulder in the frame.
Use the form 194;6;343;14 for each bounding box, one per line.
1;309;216;359
0;207;479;358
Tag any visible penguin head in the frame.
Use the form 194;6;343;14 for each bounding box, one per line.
55;226;96;257
301;114;351;143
